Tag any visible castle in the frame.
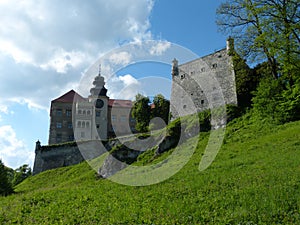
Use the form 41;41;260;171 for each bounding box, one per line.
48;68;136;145
170;37;237;118
33;38;238;175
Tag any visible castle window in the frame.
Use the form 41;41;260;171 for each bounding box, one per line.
183;105;187;109
82;121;85;128
201;67;205;72
80;132;85;138
56;122;62;128
180;74;185;79
86;122;90;128
56;134;62;143
96;124;100;129
66;109;72;117
201;100;205;105
68;135;74;141
96;111;101;117
78;110;82;114
120;115;127;122
68;122;73;129
77;121;81;128
212;63;218;69
87;110;91;115
83;110;86;115
56;109;62;116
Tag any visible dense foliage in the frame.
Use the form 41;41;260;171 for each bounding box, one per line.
0;160;13;196
132;93;170;132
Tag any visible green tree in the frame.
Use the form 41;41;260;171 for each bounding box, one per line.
131;94;151;133
217;0;300;80
0;159;13;196
12;164;32;187
151;94;170;129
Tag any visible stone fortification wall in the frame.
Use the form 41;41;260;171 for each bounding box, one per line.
33;140;107;175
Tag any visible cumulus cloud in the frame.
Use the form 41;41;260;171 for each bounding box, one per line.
149;41;171;55
0;125;34;168
107;74;141;100
0;0;154;111
109;52;132;66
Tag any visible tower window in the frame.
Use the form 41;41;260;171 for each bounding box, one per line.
56;109;62;116
86;122;90;128
201;67;205;72
77;121;81;128
80;132;85;138
180;74;185;79
201;100;205;105
56;134;62;143
87;110;91;115
66;109;72;117
96;111;101;117
82;121;85;128
96;124;100;129
78;110;82;115
212;63;218;69
56;122;62;128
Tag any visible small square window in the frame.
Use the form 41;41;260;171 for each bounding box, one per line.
112;115;117;121
56;109;62;116
96;111;101;117
56;122;62;128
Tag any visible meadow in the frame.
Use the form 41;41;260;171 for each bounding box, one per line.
1;115;300;224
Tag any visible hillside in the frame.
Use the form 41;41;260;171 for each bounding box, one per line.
1;116;300;224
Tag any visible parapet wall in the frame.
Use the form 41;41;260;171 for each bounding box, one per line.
33;140;107;175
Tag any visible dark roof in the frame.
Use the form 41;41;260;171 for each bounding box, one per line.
108;99;133;108
51;90;86;103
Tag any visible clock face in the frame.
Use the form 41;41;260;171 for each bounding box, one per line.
95;99;104;108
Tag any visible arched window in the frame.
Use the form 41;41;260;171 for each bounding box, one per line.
77;121;81;128
83;110;86;115
87;110;91;115
82;121;85;128
86;122;90;128
78;110;82;115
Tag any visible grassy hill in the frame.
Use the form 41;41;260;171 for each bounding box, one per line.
1;116;300;224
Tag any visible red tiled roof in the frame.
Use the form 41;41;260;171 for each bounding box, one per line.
52;90;86;103
108;99;133;108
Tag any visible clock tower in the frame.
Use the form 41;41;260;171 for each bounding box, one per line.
89;65;109;140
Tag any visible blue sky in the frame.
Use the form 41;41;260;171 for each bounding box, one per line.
0;0;227;169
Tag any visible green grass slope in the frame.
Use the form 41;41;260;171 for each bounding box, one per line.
1;117;300;224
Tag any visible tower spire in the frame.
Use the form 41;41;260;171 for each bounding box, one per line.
98;64;101;76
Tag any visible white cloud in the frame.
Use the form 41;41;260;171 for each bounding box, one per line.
0;0;154;111
107;74;141;100
150;41;171;55
109;52;132;66
0;125;34;168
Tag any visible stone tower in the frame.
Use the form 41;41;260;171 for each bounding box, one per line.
88;65;109;140
170;38;237;119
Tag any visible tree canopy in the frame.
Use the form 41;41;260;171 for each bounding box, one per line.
217;0;300;80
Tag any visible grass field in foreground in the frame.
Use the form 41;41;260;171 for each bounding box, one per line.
1;117;300;224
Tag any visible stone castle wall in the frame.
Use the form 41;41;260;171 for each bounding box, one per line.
33;140;107;175
170;42;237;118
